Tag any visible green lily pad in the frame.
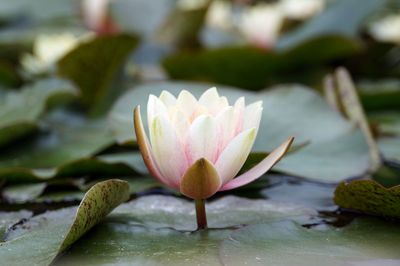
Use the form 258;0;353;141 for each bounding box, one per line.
2;183;48;203
52;195;315;265
0;179;129;266
0;110;117;183
109;81;370;182
58;34;139;116
277;0;385;50
0;210;32;239
162;37;358;90
111;195;316;231
220;219;400;266
334;179;400;218
0;78;77;147
366;111;400;164
379;137;400;163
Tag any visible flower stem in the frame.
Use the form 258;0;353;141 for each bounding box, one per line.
195;199;208;230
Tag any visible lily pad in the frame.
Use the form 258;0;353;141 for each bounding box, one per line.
53;195;315;265
379;137;400;163
0;110;116;183
109;81;370;182
0;179;129;266
0;78;77;147
2;183;48;203
162;37;359;90
334;179;400;218
58;34;139;116
0;210;32;239
220;219;400;266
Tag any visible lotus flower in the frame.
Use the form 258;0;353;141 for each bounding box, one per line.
134;87;293;199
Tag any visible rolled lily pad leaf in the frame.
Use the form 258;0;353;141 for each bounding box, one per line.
0;78;77;147
58;34;139;117
0;179;129;266
334;179;400;218
277;0;385;50
220;219;400;266
109;81;370;182
163;37;359;90
0;210;32;239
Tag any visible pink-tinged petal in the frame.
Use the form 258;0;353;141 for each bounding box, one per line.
243;101;263;133
220;137;294;191
133;106;176;188
180;158;222;199
159;90;177;107
177;90;198;118
149;114;188;187
147;94;168;128
186;115;218;164
233;97;245;134
215;128;257;184
169;106;190;139
215;106;237;149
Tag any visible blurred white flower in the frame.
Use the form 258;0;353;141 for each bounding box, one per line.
279;0;325;20
369;14;400;44
238;4;284;48
21;33;90;75
82;0;109;30
206;0;233;30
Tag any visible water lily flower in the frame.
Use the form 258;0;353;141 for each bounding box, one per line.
238;4;284;49
81;0;118;34
134;87;293;229
369;14;400;45
21;33;80;75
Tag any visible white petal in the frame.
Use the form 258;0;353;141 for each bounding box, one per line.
176;90;198;117
219;96;229;109
186;115;218;164
149;115;188;186
147;94;168;128
215;128;257;184
134;106;176;188
199;87;221;114
169;106;190;139
243;101;263;133
220;137;294;191
159;90;177;107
